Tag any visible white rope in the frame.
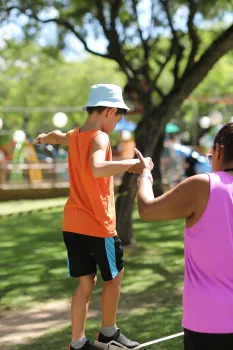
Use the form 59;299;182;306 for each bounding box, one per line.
108;332;184;350
137;331;184;348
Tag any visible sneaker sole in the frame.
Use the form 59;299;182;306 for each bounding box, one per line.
94;341;109;350
94;341;136;350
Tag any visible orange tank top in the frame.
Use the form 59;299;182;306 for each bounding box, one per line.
63;128;116;237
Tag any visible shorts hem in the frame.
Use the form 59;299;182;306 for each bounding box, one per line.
62;228;116;238
103;266;124;282
69;271;97;278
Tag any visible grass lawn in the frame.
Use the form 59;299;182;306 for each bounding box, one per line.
0;206;185;350
0;198;66;216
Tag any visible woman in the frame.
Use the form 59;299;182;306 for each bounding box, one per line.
136;123;233;350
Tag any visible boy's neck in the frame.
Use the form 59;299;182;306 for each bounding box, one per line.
81;114;103;132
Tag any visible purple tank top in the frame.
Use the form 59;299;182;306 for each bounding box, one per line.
182;171;233;333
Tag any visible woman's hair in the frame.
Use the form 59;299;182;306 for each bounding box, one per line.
86;106;127;116
214;122;233;162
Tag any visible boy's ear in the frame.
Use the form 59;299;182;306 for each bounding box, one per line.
103;107;110;118
111;107;118;116
105;107;118;119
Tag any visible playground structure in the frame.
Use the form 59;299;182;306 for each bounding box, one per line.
0;140;15;160
10;140;43;184
0;133;211;188
0;140;43;185
0;115;212;198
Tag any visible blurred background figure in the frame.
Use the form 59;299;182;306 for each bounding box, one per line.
184;154;198;178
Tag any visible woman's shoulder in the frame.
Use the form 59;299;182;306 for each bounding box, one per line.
180;174;210;202
184;173;210;187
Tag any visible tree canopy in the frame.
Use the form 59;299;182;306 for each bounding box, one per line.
1;0;233;113
1;0;233;243
0;41;125;145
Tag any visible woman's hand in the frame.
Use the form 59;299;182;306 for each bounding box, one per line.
128;152;154;174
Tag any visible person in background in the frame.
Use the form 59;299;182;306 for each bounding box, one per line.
136;123;233;350
184;154;197;177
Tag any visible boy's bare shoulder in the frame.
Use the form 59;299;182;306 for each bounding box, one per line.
64;129;76;145
67;129;76;136
92;132;110;150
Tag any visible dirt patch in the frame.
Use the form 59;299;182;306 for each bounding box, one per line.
0;299;100;348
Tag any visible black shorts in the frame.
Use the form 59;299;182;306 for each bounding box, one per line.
184;328;233;350
63;231;124;281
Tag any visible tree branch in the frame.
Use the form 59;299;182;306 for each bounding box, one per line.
148;0;155;38
131;0;148;51
160;0;183;82
6;6;112;59
155;23;233;121
93;0;135;80
131;0;150;81
94;0;110;38
160;0;176;36
110;1;137;80
110;0;122;29
173;42;184;83
153;40;175;83
154;85;165;99
184;0;200;74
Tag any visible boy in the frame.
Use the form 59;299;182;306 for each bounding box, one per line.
34;84;153;350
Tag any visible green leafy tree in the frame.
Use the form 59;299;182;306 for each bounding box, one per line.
1;0;233;243
0;41;125;141
193;54;233;98
179;52;233;145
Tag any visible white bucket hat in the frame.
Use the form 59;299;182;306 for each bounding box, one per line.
82;84;130;111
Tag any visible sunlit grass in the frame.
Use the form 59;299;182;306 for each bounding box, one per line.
0;207;185;349
0;197;66;216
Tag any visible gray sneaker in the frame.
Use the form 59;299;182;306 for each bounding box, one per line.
95;329;139;349
69;340;99;350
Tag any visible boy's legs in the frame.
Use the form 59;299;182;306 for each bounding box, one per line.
84;235;139;348
83;234;124;328
101;268;124;326
72;274;97;340
63;231;97;349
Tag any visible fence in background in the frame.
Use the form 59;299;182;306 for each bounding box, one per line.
0;160;69;188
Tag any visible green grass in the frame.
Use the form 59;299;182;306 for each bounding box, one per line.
0;198;66;216
0;207;185;350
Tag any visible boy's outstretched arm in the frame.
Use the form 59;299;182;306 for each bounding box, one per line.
91;133;153;177
33;130;74;146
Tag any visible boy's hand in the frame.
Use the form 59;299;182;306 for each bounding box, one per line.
33;133;49;145
128;153;154;174
33;130;71;146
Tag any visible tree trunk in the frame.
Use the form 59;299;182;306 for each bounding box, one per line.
115;24;233;245
151;131;165;197
116;122;165;245
115;172;137;245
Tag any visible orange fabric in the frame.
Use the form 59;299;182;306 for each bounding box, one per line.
63;128;116;237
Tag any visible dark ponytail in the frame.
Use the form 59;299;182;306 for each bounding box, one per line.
214;122;233;162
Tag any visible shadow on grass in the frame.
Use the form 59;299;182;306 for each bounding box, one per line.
1;209;185;349
14;308;184;350
0;208;74;309
0;209;185;306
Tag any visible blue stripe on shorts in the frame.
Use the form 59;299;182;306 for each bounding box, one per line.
104;237;119;279
67;257;71;277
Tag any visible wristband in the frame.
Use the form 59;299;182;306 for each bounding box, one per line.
142;168;152;175
137;173;153;186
